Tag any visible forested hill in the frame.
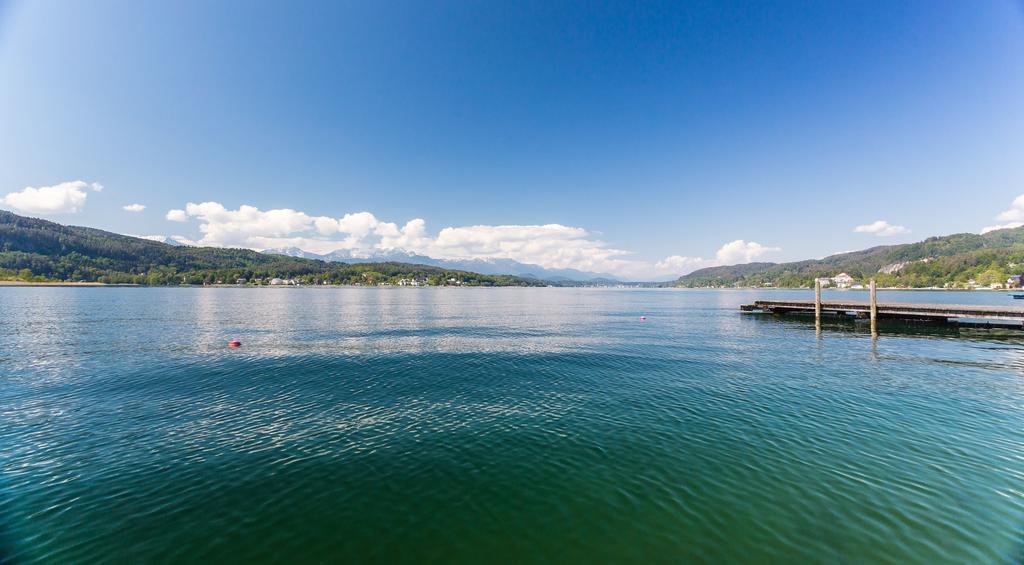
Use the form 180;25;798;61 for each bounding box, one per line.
676;227;1024;288
0;211;541;286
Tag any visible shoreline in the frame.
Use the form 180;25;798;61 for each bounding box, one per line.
0;280;1017;292
0;281;130;287
677;286;1013;292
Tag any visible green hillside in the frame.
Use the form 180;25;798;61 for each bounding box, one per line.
676;228;1024;288
0;211;541;286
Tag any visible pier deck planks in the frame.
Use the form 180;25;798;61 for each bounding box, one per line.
743;299;1024;322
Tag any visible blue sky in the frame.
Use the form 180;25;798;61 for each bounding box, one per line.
1;0;1022;279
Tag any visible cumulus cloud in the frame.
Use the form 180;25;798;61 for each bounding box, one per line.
162;200;780;279
654;255;713;274
853;220;910;237
1;180;102;214
981;195;1024;234
166;209;188;222
995;194;1024;222
163;201;640;271
649;240;781;278
714;240;781;264
425;223;632;273
184;202;317;244
123;203;146;212
337;212;380;238
380;218;433;252
314;216;340;235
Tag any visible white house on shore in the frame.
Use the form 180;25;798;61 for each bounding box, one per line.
831;273;856;289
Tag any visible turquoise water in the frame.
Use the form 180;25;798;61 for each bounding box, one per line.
1;287;1023;563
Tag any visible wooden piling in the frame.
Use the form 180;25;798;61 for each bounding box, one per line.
869;279;877;320
815;278;822;322
869;279;877;335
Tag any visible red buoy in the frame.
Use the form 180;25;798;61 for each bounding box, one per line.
639;316;647;320
228;340;242;347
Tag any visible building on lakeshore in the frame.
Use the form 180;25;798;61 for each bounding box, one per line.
831;273;855;289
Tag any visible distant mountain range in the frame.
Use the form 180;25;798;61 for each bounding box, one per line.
676;227;1024;288
262;247;622;283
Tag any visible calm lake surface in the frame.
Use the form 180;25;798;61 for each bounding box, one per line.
1;287;1023;563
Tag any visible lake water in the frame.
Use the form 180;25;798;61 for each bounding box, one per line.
1;287;1022;563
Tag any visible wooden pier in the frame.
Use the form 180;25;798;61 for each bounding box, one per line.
740;299;1024;324
742;278;1024;329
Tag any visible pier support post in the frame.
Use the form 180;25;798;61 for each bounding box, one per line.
869;279;877;335
815;278;822;322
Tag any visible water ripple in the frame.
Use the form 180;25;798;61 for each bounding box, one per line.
1;288;1023;563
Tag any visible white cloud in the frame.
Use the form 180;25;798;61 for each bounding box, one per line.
714;240;781;264
337;212;380;238
380;218;433;252
995;194;1024;222
163;200;780;279
314;216;340;235
981;195;1024;234
649;240;781;278
2;180;102;214
654;255;713;274
424;223;631;273
182;202;321;250
165;201;640;272
166;209;188;222
123;203;146;212
853;220;910;237
981;222;1024;234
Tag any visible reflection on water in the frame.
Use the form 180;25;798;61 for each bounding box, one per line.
1;287;1023;563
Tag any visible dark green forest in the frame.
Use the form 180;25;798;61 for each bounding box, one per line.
0;211;542;286
676;227;1024;288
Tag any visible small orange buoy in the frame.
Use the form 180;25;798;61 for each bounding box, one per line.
639;316;647;320
228;340;242;347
